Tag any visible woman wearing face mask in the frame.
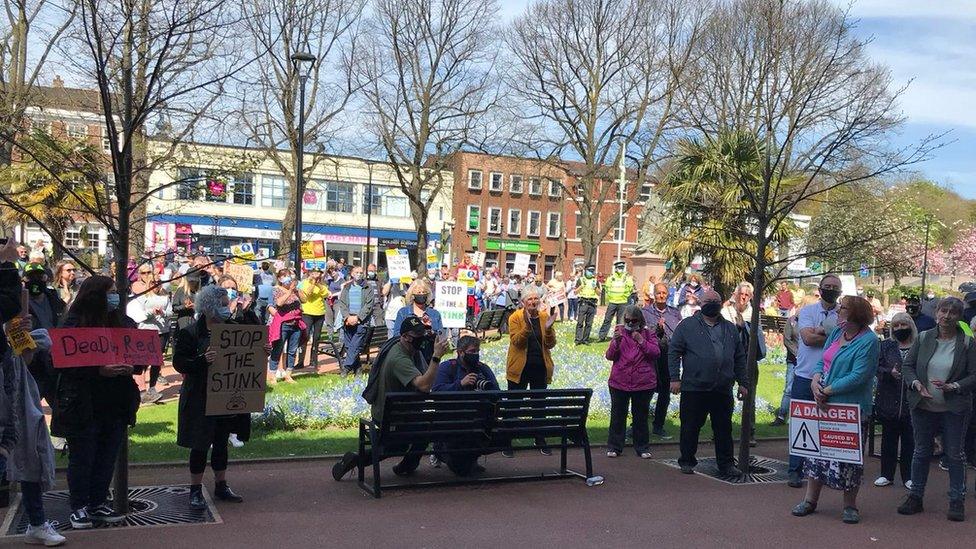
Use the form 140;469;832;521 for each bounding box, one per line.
392;279;443;362
172;274;201;330
268;269;305;384
873;313;917;488
173;285;256;511
126;266;173;404
53;276;143;529
382;275;410;332
297;267;330;370
605;305;660;459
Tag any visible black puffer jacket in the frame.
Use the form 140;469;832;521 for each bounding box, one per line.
874;339;910;420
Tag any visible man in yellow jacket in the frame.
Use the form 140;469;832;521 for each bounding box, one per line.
599;260;635;341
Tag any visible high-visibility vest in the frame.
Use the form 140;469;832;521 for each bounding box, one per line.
605;272;634;304
577;276;599;299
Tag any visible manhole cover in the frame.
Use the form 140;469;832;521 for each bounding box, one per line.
657;455;790;485
2;485;220;536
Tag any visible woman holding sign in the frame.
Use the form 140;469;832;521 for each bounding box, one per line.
791;296;879;525
392;280;443;363
52;275;143;529
173;285;264;511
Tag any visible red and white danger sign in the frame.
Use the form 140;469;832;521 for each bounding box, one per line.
788;399;862;465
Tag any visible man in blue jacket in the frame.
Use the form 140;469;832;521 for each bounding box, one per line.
669;290;749;476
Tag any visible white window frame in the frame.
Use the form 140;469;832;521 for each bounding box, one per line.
548;178;562;198
546;212;561;238
487;206;503;234
527;210;541;237
639;182;652;202
510;174;524;195
614;215;626;241
489;171;504;192
466;205;481;232
468;169;483;190
67;123;88;139
507;208;521;236
528;177;542;196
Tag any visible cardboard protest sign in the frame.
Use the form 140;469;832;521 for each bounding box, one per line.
426;252;440;273
386;249;411;281
789;399;862;465
435;281;468;328
223;261;254;293
206;323;269;416
470;251;485;267
457;266;479;295
513;253;530;276
546;287;567;309
6;321;36;355
49;328;164;368
230;242;256;263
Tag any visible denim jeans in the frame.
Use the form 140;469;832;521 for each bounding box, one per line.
66;417;126;511
788;375;815;475
340;323;370;371
0;457;46;526
777;362;796;420
567;298;578;320
910;407;970;502
269;322;302;372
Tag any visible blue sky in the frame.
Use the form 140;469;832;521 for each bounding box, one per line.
498;0;976;198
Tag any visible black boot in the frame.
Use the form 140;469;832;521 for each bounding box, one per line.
189;484;207;511
215;480;244;503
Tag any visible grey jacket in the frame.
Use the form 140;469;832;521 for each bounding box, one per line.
337;280;376;323
901;329;976;414
0;351;16;454
668;313;748;393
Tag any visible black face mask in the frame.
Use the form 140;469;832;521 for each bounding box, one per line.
701;302;722;317
892;328;913;342
414;295;428;306
906;305;920;316
462;353;480;370
27;281;44;296
819;288;841;304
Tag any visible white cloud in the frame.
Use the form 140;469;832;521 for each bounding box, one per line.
838;0;976;19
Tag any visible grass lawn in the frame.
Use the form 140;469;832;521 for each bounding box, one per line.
109;323;791;464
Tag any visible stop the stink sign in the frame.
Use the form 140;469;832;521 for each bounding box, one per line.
788;399;862;465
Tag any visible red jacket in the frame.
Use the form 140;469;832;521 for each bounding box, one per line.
605;327;660;392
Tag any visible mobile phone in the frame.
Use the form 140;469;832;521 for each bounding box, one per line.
0;238;7;245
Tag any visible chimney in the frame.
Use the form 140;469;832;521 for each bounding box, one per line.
52;75;64;88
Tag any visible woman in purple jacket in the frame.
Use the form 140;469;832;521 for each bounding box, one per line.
605;305;661;458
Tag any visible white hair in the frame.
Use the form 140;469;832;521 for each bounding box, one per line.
522;284;545;300
194;285;228;320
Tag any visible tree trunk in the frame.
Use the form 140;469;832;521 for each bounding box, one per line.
278;173;298;263
127;129;149;258
738;236;767;475
412;201;429;278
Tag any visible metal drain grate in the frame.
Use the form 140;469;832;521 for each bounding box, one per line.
2;485;220;536
657;455;790;485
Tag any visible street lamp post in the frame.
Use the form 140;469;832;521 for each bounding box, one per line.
920;214;931;297
291;51;316;278
366;162;373;266
616;141;626;262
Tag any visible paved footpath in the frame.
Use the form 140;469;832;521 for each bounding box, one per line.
14;444;975;548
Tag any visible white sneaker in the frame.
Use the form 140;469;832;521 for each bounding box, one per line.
50;437;66;451
905;480;914;490
25;521;66;546
228;433;244;448
874;476;892;487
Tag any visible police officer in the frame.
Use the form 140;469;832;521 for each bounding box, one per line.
574;264;600;345
598;260;635;341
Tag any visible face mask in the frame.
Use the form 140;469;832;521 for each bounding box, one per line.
701;302;722;317
462;353;480;369
926;293;935;300
892;328;913;342
27;282;44;296
585;270;595;277
906;305;920;316
415;295;428;306
217;305;233;320
615;267;624;273
819;288;841;304
106;292;120;311
279;277;292;286
689;281;699;288
367;271;377;280
625;322;642;332
354;272;364;282
226;289;239;301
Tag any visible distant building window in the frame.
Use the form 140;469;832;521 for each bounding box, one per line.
261;175;289;208
510;174;523;195
67;123;88;140
232;173;254;205
527;211;541;237
488;207;502;234
548;179;562;198
64;230;82;249
326;181;355;213
177;167;203;200
546;212;561;238
468;169;483;190
529;177;542;196
489;172;504;192
466;205;480;232
640;182;652;201
508;209;521;236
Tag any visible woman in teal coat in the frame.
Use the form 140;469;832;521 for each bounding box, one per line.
792;296;880;525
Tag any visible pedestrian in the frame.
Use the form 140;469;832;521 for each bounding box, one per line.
642;283;682;438
873;312;916;488
504;284;557;456
788;274;841;488
668;290;749;476
898;297;976;522
52;275;142;529
336;265;375;375
679;290;700;319
252;261;276;324
547;271;565;321
172;273;201;331
792;296;880;525
775;281;796;317
574;264;600;345
598;260;635;341
267;268;304;384
392;279;443;363
906;296;936;332
125;266;172;404
605;305;660;458
566;271;579;321
772;296;818;426
53;260;79;307
296;267;330;370
382;276;409;332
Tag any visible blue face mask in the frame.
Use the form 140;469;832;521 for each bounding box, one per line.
279;277;292;286
106;292;120;311
226;289;239;301
217;305;232;320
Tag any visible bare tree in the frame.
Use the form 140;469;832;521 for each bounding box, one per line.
506;0;703;265
360;0;499;276
237;0;365;259
666;0;939;473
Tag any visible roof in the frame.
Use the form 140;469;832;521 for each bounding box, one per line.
31;84;103;115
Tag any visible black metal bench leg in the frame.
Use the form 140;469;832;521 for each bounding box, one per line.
560;436;568;474
357;425;366;484
582;436;593;478
370;429;382;499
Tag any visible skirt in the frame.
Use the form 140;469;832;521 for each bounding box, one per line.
803;457;863;491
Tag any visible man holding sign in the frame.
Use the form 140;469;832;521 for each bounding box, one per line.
173;286;269;511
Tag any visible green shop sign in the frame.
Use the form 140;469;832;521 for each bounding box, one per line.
484;239;540;253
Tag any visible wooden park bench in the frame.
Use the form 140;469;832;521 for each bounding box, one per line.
320;324;390;368
356;389;597;498
761;314;787;334
467;308;505;340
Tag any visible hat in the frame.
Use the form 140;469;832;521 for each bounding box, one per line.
23;263;45;276
398;316;427;336
585;264;596;270
613;260;626;267
965;291;976;304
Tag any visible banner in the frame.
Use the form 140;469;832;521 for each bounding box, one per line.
427;252;440;273
206;324;269;416
301;240;326;260
546;287;567;309
386;248;411;281
49;328;164;368
435;282;468;328
223;262;254;293
470;251;485;267
457;266;479;295
513;253;530;276
230;242;257;263
789;399;862;465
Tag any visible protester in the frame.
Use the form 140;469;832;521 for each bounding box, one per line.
898;297;976;522
392;279;443;363
963;292;976;325
365;264;383;327
172;273;201;331
574;264;600;345
268;268;304;384
566;271;579;321
53;275;142;529
605;305;660;458
382;276;409;332
297;267;330;370
668;290;748;476
126;267;172;404
788;274;842;487
906;296;936;332
679;290;700;319
253;261;276;324
642;283;682;438
873;312;916;488
332;316;448;480
14;245;29;275
775;282;796;317
431;335;500;476
334;265;375;375
639;274;657;307
920;289;939;319
547;272;565;321
773;296;817;426
792;296;879;525
675;273;704;307
504;284;557;456
53;260;79;306
599;260;635;341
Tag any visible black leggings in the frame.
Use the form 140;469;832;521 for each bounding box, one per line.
150;332;172;387
189;421;233;475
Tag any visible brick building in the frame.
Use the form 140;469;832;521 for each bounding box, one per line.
446;151;648;279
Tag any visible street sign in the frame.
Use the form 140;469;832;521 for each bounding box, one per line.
789;399;862;465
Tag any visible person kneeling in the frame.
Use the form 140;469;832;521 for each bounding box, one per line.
332;316;448;480
431;335;500;476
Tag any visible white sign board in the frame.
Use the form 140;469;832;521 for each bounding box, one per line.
513;253;530;276
470;251;485;267
435;281;468;328
839;275;858;297
789;399;862;465
546;287;567;309
385;249;411;281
